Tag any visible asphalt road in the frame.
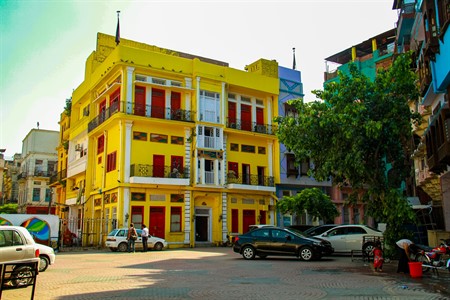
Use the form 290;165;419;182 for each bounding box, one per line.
2;247;449;300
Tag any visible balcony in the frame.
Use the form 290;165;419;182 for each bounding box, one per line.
425;107;450;173
130;164;189;178
49;169;67;185
226;172;274;187
226;118;277;135
88;101;193;132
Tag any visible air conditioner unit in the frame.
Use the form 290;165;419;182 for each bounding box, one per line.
75;144;82;151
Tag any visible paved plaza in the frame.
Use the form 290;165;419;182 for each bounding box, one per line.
2;247;450;300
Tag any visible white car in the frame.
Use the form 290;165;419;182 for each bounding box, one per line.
0;226;40;287
35;243;56;272
314;224;383;254
105;228;168;252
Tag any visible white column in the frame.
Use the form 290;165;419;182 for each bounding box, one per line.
267;96;273;134
221;82;226;125
200;157;205;184
165;90;171;119
251;97;256;130
184;191;191;245
268;142;273;176
124;120;133;183
214;159;219;185
145;88;152;117
126;67;135;114
196;77;201;121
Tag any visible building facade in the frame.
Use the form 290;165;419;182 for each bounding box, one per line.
56;33;280;247
394;0;450;233
17;129;59;214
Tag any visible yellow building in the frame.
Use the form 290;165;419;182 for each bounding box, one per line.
64;33;280;248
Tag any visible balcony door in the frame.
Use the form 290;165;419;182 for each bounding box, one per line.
242;164;250;185
151;88;165;119
171;92;181;120
153;155;165;178
134;86;146;116
241;104;251;131
228;102;236;127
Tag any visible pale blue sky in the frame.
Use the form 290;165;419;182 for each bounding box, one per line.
0;0;398;158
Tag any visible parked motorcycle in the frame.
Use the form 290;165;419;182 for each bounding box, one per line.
413;239;450;273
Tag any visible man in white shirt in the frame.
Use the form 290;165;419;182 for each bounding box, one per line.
141;224;149;252
396;239;413;273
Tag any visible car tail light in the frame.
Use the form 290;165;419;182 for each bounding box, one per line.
35;249;40;257
234;237;239;243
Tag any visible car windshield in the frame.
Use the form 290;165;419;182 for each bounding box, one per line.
285;228;306;237
107;229;120;236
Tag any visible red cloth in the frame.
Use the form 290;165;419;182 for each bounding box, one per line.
373;248;384;268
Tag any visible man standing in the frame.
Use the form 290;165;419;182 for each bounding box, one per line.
141;224;149;252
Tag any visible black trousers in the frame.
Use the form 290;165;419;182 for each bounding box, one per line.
397;246;410;273
142;236;148;252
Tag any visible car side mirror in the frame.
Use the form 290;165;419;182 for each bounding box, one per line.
322;233;328;237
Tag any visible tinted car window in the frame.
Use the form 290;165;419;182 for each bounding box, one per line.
0;230;24;247
117;229;127;237
348;227;367;234
251;229;269;238
271;229;287;238
329;228;348;236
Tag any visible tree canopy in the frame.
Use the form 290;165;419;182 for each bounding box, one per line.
275;52;421;254
0;203;18;214
276;188;339;223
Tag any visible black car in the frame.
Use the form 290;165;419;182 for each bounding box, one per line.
233;227;334;261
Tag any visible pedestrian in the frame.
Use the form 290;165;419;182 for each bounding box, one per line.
396;238;413;273
373;240;383;272
127;223;138;253
141;224;149;252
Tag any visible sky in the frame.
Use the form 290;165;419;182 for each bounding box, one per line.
0;0;399;159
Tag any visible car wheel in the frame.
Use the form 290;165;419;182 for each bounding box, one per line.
299;246;314;261
11;265;34;287
39;255;50;272
242;245;256;260
362;242;375;259
154;242;163;251
118;242;129;252
110;247;118;252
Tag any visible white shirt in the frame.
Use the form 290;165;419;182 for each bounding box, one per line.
396;239;412;248
141;227;149;238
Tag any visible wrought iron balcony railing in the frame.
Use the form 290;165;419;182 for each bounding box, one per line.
226;172;274;187
130;164;189;179
88;101;193;132
49;169;67;184
226;118;277;135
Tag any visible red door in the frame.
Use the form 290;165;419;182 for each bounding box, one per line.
135;86;146;116
110;88;120;113
241;104;251;131
149;206;165;238
153;155;165;177
228;102;236;128
242;210;256;233
231;209;239;233
171;92;181;120
256;107;264;125
99;100;106;123
152;88;165;119
131;206;144;228
260;211;267;225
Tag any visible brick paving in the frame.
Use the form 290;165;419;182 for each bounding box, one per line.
1;247;449;300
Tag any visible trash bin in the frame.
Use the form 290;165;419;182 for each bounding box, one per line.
408;262;423;278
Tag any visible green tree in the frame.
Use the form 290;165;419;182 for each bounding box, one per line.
275;52;420;256
276;188;339;223
0;203;18;214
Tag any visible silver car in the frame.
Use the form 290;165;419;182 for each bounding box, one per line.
105;228;168;252
314;224;383;254
0;226;40;287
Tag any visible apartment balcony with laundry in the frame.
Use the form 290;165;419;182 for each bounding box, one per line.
88;101;193;132
49;169;67;185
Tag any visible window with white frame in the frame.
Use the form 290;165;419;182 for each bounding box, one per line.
199;90;220;123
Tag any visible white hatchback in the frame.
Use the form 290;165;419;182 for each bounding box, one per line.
105;228;168;252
